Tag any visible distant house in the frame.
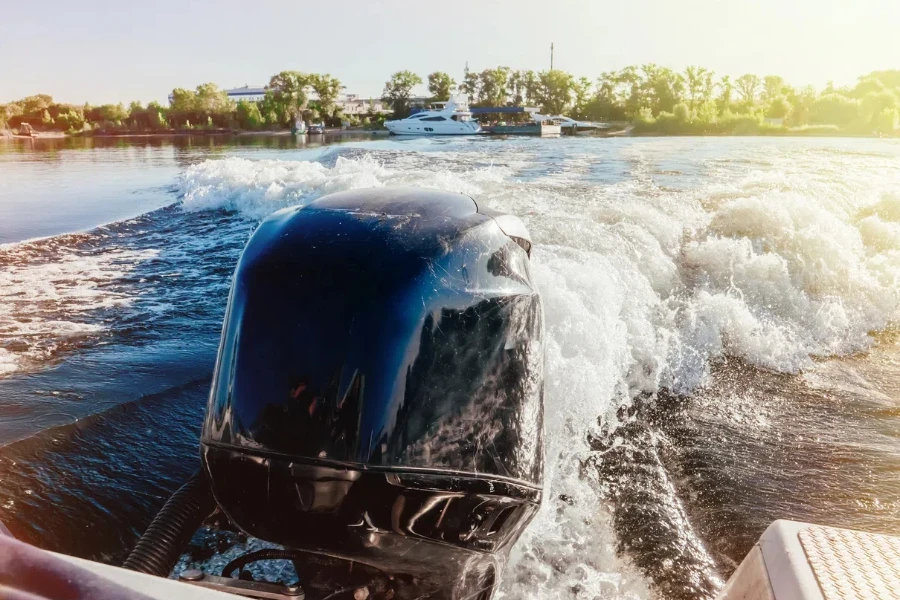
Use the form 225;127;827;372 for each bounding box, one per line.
225;86;267;103
335;93;392;116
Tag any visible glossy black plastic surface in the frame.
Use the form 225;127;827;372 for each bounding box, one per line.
200;188;544;597
202;188;544;485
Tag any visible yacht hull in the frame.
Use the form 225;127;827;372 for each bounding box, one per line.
385;122;482;135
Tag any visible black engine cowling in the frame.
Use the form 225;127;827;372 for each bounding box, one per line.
201;188;544;599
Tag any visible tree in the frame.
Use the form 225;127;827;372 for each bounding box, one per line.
21;94;53;115
851;76;886;99
537;70;574;115
735;74;761;106
685;66;713;112
126;101;167;130
57;109;86;132
86;103;128;128
459;64;480;102
717;75;734;114
382;70;423;118
642;64;685;115
786;85;816;126
865;70;900;89
522;70;540;106
235;101;264;130
810;94;859;127
766;97;791;119
310;74;343;120
612;66;644;117
572;77;592;118
267;71;312;125
194;82;234;116
477;67;511;107
508;70;526;105
169;88;197;113
427;72;455;102
585;71;627;121
861;90;899;126
762;75;786;104
874;108;899;133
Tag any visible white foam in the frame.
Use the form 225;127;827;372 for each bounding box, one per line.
179;155;507;219
177;141;900;598
0;248;157;376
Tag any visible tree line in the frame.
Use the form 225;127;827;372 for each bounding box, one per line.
0;71;359;134
387;65;900;134
3;66;900;135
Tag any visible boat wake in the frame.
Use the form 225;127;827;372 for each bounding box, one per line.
3;138;900;599
174;140;900;598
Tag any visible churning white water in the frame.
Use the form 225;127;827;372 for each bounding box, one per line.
175;137;900;599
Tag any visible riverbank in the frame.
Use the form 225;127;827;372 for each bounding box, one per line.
1;127;389;139
3;125;896;139
631;118;899;137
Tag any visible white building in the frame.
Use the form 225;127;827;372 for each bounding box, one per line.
335;93;391;115
224;86;267;103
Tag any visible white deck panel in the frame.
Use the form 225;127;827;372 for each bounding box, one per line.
719;520;900;600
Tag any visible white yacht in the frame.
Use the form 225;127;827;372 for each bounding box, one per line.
385;95;482;135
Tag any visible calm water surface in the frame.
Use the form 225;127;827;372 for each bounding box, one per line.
1;133;899;599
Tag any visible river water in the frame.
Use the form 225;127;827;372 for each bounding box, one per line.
0;134;898;599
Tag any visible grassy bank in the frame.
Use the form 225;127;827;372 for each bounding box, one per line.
630;105;898;137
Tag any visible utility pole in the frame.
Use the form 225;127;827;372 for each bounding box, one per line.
550;43;554;71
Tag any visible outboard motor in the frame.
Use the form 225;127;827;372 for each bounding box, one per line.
129;188;545;600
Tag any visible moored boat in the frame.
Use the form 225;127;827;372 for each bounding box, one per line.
385;95;482;135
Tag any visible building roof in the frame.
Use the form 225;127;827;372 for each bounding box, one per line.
225;86;267;95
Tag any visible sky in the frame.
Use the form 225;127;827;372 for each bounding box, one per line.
2;0;899;105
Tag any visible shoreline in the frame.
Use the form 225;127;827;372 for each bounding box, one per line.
1;128;390;140
2;127;896;140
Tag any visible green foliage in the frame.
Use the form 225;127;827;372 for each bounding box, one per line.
874;108;899;133
810;94;859;127
265;71;312;126
382;70;423;118
167;82;234;128
717;75;734;113
634;107;654;124
572;77;592;119
766;97;792;119
685;66;714;111
309;74;342;121
861;90;898;126
11;65;900;137
235;101;264;130
459;64;479;100
537;70;574;115
762;76;787;104
427;72;455;102
477;67;511;107
86;103;129;128
735;74;761;105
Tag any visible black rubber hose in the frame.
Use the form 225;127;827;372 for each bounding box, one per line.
123;471;216;577
221;548;304;578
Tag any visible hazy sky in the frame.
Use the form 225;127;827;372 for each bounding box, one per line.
2;0;898;105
